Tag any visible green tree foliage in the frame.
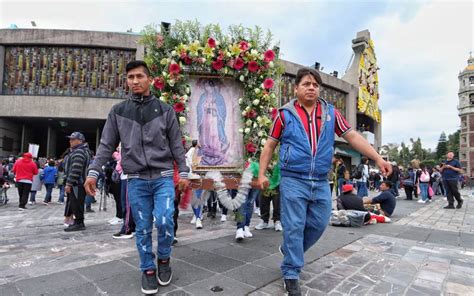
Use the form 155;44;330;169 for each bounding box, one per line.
436;132;448;161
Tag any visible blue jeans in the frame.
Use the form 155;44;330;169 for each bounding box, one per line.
120;179;135;234
85;195;93;207
280;177;331;279
44;183;54;202
192;189;203;218
356;181;368;197
58;185;65;203
393;181;400;196
419;183;429;201
128;177;175;272
236;189;260;229
30;191;37;202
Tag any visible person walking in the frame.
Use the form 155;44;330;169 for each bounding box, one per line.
402;168;415;200
355;157;370;197
56;165;66;204
42;160;58;204
84;60;189;295
388;162;400;197
29;162;43;205
418;165;431;204
12;152;38;210
440;152;464;209
258;67;391;295
63;132;92;232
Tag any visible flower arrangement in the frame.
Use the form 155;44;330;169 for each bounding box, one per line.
141;20;282;163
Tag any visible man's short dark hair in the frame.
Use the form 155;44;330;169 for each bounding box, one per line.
361;156;368;164
126;60;151;76
295;67;322;86
191;140;198;147
382;181;392;188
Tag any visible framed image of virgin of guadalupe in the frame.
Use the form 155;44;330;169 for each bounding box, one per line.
185;77;244;172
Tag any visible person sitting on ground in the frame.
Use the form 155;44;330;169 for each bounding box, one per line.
336;184;366;211
363;181;396;217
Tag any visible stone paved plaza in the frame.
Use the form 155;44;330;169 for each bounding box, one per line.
0;187;473;295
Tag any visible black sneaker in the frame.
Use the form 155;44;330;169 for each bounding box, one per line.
64;222;86;232
456;200;463;209
283;279;302;296
141;270;158;294
444;205;455;209
172;238;178;245
157;259;172;286
86;207;95;213
112;231;134;239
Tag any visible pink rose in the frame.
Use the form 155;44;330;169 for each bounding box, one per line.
153;77;165;90
263;78;274;89
233;58;244;70
248;61;259;72
169;63;181;75
208;38;216;48
264;49;275;62
212;59;224;70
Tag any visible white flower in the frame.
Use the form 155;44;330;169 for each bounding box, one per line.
245;106;251;111
271;93;276;99
246;119;252;126
245;128;251;134
225;52;231;57
185;107;190;112
269;61;274;68
185;87;191;94
171;50;177;56
253;123;258;128
179;117;187;124
261;139;267;145
238;128;244;133
182;94;189;101
224;68;228;74
168;80;175;87
258;131;264;137
253;99;260;105
251;49;258;55
238;98;243;104
254;88;261;94
242;110;247;116
159;96;166;101
240;75;245;82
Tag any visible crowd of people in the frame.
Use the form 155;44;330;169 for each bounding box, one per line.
2;62;465;296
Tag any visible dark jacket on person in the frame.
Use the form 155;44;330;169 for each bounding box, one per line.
88;94;188;180
388;165;400;183
337;193;366;211
65;143;92;187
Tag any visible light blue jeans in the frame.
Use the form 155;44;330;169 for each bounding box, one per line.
356;181;368;197
280;177;331;279
128;177;175;272
419;182;429;201
236;189;260;229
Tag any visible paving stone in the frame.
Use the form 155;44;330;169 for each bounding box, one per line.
328;263;359;278
171;245;209;260
212;244;270;262
405;286;440;296
46;282;103;296
445;281;474;295
335;280;370;295
76;260;136;281
252;254;282;270
165;289;192;296
0;283;22;296
307;272;344;292
168;260;215;287
15;270;89;295
183;274;255;295
412;278;443;291
184;252;245;273
383;270;414;287
224;263;279;287
447;270;474;286
417;269;447;283
185;239;229;252
95;271;176;295
370;280;406;295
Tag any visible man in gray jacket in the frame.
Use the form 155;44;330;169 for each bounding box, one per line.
84;61;189;295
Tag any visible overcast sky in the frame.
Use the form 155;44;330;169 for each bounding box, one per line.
1;0;472;149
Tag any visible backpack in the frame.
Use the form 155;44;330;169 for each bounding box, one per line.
420;171;430;182
351;164;364;179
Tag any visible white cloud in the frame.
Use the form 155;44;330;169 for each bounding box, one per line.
368;1;473;149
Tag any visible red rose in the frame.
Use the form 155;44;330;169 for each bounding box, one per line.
233;58;244;70
245;109;257;119
264;49;275;62
248;61;259;72
208;38;216;48
173;102;185;113
239;41;249;51
270;108;278;120
263;78;274;89
212;59;224;70
169;63;181;75
245;142;257;153
153;77;165;90
183;56;192;65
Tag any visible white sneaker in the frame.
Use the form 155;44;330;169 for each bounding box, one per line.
110;218;123;225
274;221;283;232
195;218;203;229
384;217;392;223
417;199;426;204
244;226;253;238
235;228;245;241
190;216;197;224
254;207;260;216
220;215;227;222
255;220;271;230
28;201;34;205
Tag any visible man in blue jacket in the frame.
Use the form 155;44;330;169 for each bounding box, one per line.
84;61;189;295
258;67;391;296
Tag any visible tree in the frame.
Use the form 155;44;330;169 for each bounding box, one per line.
447;129;460;159
436;132;448;161
410;138;425;160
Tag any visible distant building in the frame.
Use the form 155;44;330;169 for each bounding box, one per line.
458;54;474;176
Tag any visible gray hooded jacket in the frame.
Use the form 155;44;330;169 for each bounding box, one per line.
88;94;188;180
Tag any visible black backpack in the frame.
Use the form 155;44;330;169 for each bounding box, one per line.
351;164;364;179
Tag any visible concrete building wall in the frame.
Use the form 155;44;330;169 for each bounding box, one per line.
458;57;474;176
0;118;21;157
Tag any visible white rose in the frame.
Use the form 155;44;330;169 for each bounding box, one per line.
171;50;177;56
185;87;191;94
258;131;263;137
238;128;244;133
246;120;252;126
168;80;175;87
238;98;243;104
183;94;189;101
224;67;228;74
179;117;187;124
242;110;247;116
269;61;274;68
254;88;261;94
253;123;258;128
244;128;251;134
251;49;258;55
240;75;245;82
261;139;267;145
253;99;260;105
